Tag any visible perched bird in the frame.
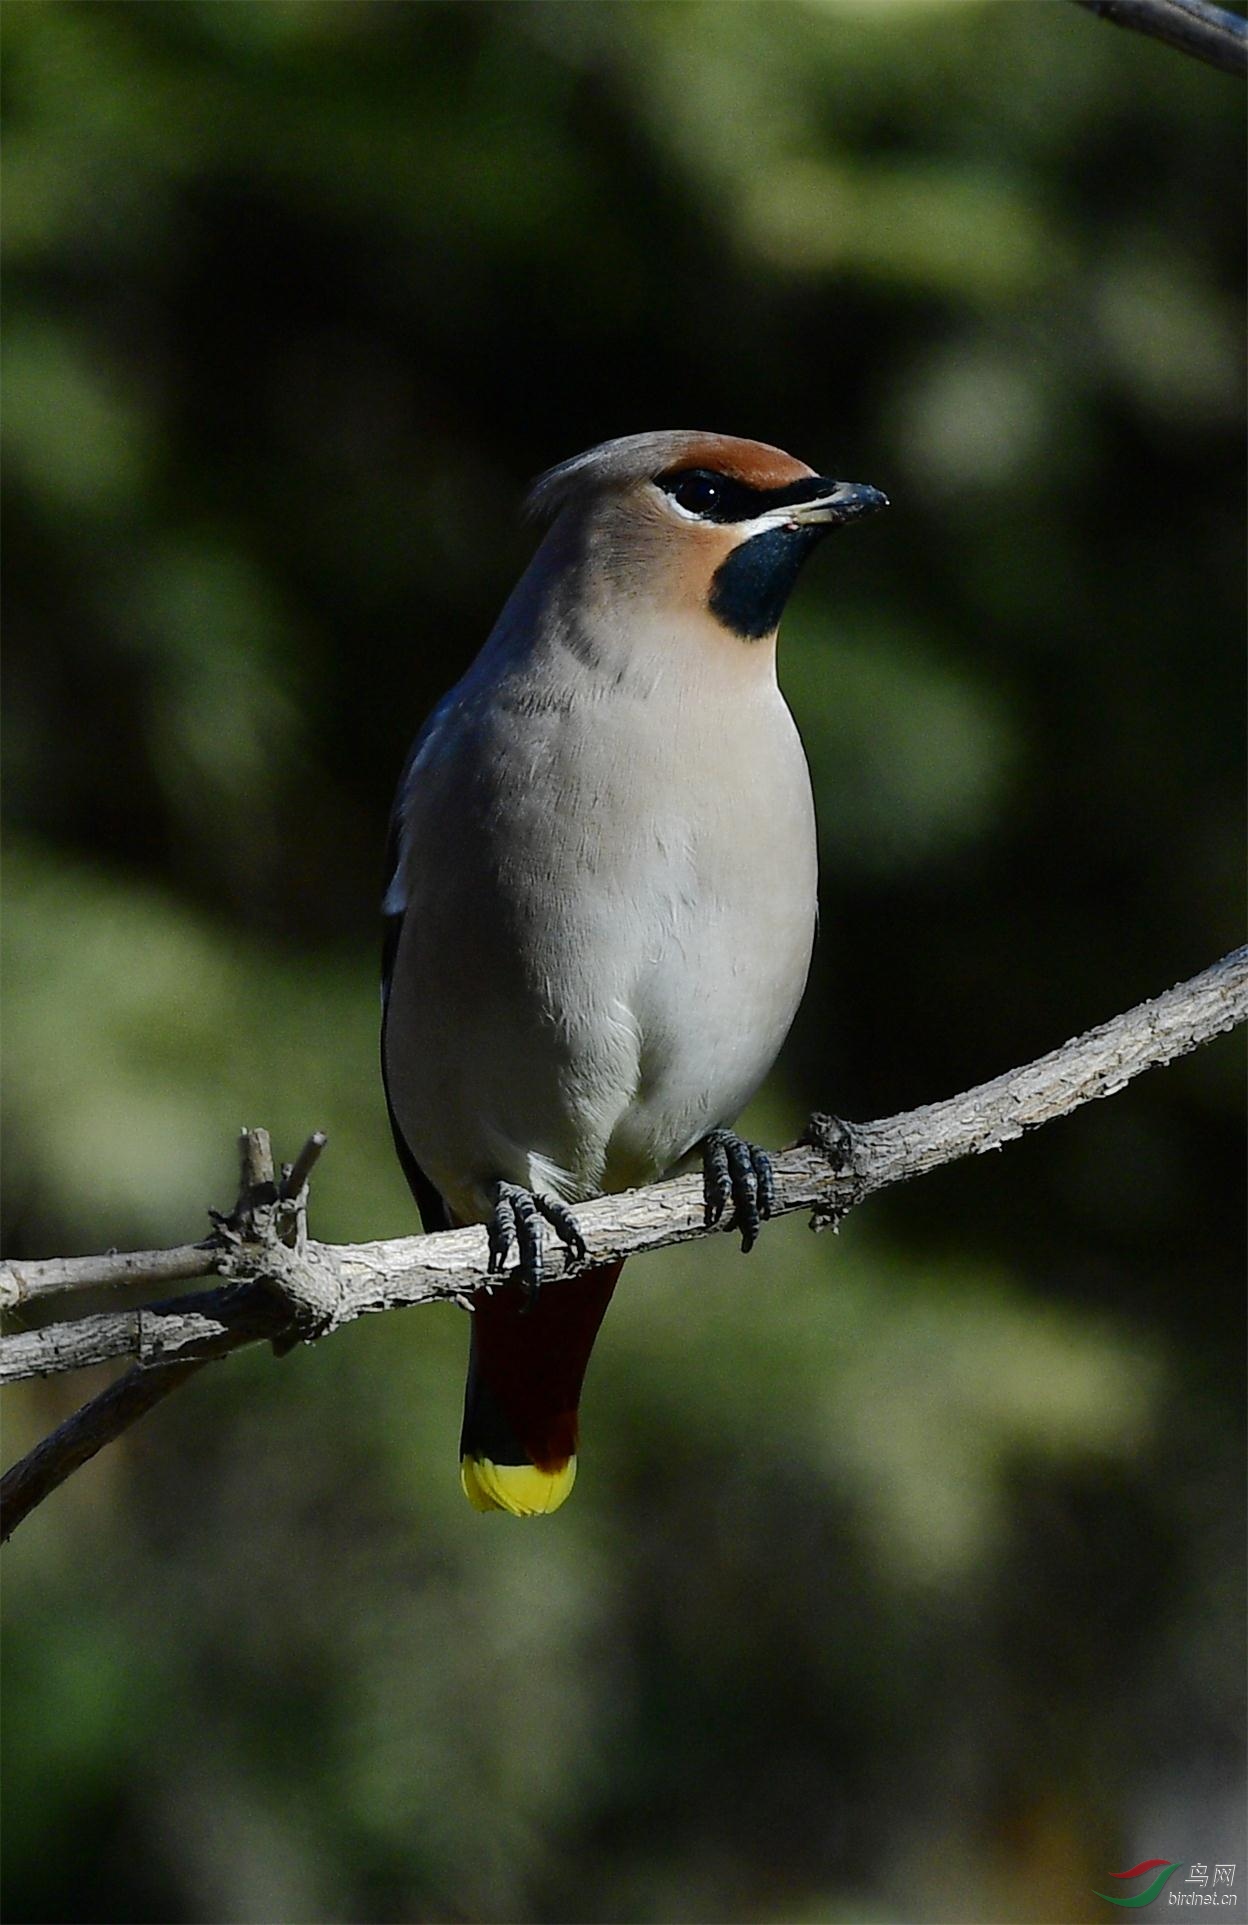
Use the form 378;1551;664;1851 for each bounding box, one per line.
382;431;886;1515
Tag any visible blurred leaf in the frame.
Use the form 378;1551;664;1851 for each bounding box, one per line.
2;318;154;517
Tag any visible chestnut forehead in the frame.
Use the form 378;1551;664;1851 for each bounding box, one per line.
659;435;816;490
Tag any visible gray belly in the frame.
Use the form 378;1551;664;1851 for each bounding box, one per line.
384;683;817;1221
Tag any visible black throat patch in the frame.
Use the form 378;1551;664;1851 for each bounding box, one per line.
707;525;828;641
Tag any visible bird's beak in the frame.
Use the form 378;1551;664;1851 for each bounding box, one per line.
782;480;889;528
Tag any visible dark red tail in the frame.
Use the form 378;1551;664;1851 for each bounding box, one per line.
459;1261;623;1514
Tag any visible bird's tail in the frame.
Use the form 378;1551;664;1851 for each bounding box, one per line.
459;1261;623;1515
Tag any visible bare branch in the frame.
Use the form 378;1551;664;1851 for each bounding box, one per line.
2;948;1243;1540
237;1126;275;1198
1069;0;1248;76
0;1130;332;1315
2;1284;291;1388
0;1242;220;1312
3;945;1242;1383
1;1362;209;1544
280;1130;328;1203
0;1132;332;1542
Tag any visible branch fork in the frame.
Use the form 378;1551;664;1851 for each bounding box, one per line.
212;1128;342;1348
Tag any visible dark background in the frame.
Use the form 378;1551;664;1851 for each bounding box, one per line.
3;4;1244;1921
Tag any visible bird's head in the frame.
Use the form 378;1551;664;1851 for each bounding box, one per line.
527;431;887;649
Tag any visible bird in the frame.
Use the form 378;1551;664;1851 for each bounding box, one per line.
381;430;886;1515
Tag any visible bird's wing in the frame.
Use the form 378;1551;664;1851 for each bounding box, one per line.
380;735;455;1235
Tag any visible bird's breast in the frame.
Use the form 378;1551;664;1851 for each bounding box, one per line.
387;645;817;1212
507;668;817;1179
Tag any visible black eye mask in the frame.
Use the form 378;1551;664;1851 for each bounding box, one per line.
655;467;838;525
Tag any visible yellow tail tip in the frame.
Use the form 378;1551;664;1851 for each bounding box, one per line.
460;1454;577;1516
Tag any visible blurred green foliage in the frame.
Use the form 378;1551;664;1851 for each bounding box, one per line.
2;3;1243;1921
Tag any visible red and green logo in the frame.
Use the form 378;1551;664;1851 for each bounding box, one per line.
1093;1860;1182;1907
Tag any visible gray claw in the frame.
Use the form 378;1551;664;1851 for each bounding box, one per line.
702;1129;771;1253
489;1182;587;1304
751;1143;776;1222
535;1193;588;1266
488;1189;517;1273
703;1131;732;1228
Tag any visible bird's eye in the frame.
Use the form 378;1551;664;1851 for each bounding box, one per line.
667;471;723;518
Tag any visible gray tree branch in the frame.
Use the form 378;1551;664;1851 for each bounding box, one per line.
1069;0;1248;76
1;1361;211;1544
2;947;1244;1543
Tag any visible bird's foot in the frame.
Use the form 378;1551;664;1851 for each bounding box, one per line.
487;1182;588;1302
702;1128;776;1254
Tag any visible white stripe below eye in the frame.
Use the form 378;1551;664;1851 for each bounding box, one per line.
656;485;832;533
657;488;710;523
